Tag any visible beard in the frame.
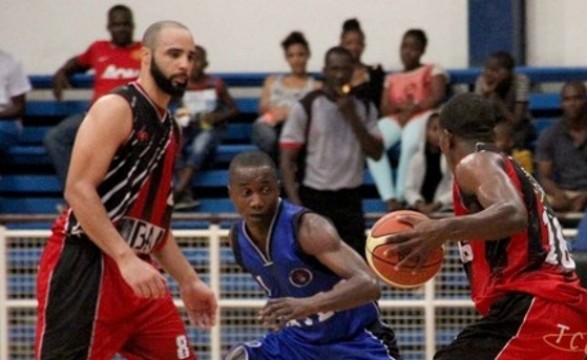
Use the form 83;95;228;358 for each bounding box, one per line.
150;57;187;97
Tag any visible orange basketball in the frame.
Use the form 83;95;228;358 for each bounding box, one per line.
365;210;444;289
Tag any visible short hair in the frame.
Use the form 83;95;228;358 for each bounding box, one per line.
142;20;189;50
562;80;587;97
489;51;515;70
281;31;310;54
404;29;428;50
195;45;207;59
341;18;364;39
108;4;132;18
439;93;497;142
324;46;353;65
228;151;278;183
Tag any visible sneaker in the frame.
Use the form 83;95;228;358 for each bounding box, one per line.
174;191;201;210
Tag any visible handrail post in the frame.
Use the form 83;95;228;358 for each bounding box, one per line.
208;223;222;360
0;225;9;360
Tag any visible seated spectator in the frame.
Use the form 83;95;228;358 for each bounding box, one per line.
251;31;321;161
174;45;238;210
535;81;587;212
475;51;534;149
367;29;448;211
44;4;141;191
339;18;385;110
0;49;31;160
404;112;452;214
494;117;534;174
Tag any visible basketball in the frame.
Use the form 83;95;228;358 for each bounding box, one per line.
366;210;444;289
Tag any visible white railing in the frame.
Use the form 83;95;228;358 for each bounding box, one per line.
0;224;578;360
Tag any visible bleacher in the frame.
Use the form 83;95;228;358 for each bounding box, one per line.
3;67;587;218
1;67;586;359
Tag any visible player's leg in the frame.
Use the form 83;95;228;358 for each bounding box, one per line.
224;332;305;360
433;292;582;360
119;294;196;360
35;233;125;359
494;295;587;360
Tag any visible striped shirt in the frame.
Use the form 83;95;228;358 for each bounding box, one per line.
66;82;178;253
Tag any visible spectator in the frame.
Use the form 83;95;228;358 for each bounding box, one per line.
367;29;448;211
494;118;534;174
251;31;321;162
339;18;385;110
44;4;141;191
174;45;238;210
404;112;453;215
475;51;534;149
535;81;587;212
0;49;31;159
280;46;383;257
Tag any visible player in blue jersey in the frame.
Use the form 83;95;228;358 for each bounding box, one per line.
225;151;400;360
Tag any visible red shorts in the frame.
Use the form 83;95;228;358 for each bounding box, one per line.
35;222;197;359
435;292;587;360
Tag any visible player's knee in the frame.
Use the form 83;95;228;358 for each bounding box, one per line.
224;345;248;360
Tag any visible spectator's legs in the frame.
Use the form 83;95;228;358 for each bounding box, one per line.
43;113;85;189
366;116;402;202
395;112;431;201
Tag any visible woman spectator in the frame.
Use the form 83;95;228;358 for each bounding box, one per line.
475;51;534;149
339;18;385;110
367;29;448;211
251;31;321;161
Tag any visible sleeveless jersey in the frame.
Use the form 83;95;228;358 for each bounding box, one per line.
77;40;142;101
65;82;179;254
453;144;584;315
230;200;379;344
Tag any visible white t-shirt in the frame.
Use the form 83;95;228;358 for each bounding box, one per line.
0;50;32;113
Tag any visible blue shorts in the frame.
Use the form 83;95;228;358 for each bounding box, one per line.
224;321;399;360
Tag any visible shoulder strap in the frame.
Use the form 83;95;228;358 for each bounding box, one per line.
299;89;324;139
229;222;245;269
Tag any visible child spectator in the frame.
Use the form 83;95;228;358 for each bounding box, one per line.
494;118;534;174
174;45;238;210
404;113;453;214
339;18;385;111
367;29;448;211
251;31;321;161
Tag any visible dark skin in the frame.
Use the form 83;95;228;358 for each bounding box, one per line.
0;94;26;119
537;83;587;211
228;165;381;331
478;57;527;127
385;129;528;270
280;51;383;204
380;34;446;126
52;8;135;100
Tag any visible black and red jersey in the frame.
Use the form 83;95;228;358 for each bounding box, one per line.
453;144;584;315
64;82;179;253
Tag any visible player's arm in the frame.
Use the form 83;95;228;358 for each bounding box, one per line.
152;232;217;329
65;95;167;299
258;213;380;329
387;152;528;268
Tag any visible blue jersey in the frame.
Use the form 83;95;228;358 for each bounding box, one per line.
230;200;380;344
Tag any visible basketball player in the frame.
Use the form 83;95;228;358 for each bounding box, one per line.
225;151;400;360
386;93;587;359
35;21;217;359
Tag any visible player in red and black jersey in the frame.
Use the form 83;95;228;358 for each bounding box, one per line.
35;21;217;360
386;93;587;359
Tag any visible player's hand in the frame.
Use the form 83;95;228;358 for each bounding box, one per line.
118;254;168;299
384;214;446;270
180;280;218;329
52;70;71;101
258;297;312;331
